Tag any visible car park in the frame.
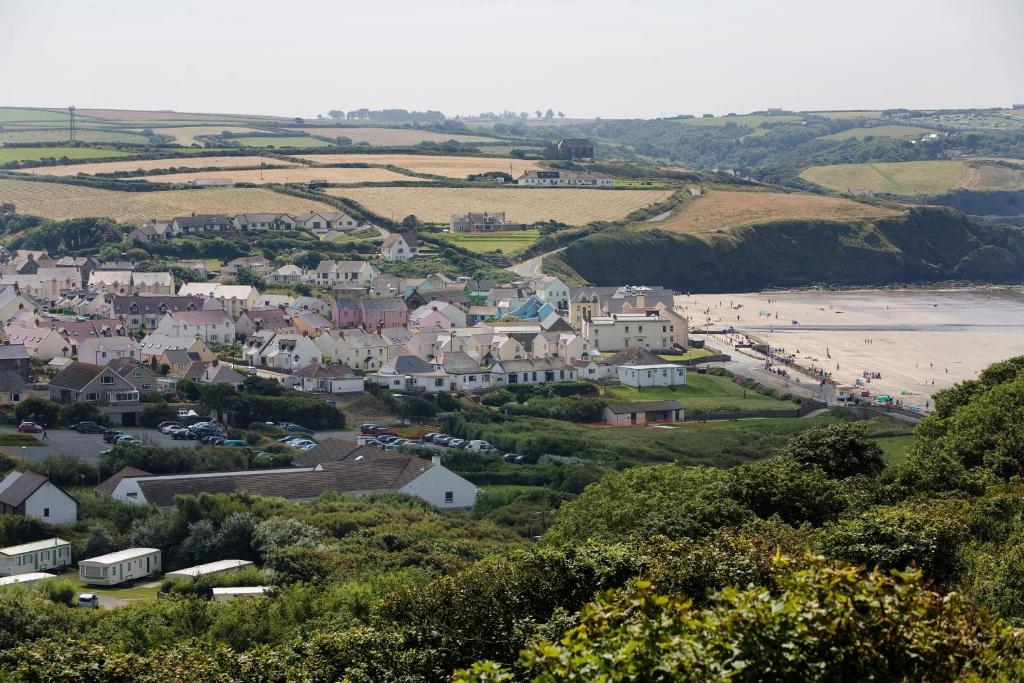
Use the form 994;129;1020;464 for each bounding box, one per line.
17;421;43;433
71;421;105;434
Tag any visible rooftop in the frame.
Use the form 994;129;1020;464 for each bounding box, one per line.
81;547;160;565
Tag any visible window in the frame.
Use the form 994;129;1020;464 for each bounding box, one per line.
86;393;98;401
127;492;137;499
444;491;454;503
434;378;444;387
43;508;50;517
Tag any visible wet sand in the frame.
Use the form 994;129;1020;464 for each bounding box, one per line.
675;287;1024;412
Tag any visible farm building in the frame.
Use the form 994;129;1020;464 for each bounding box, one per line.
544;138;595;161
0;472;78;525
164;559;253;580
0;538;72;576
0;572;56;587
212;586;269;602
603;400;684;426
450;212;525;233
79;548;161;586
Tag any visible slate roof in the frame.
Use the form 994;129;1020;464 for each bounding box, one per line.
294;437;361;466
112;295;203;316
0;471;48;507
0;344;29;361
388;355;435;374
360;298;408;312
131;448;435;508
441;351;482;374
604;400;684;415
95;466;152;497
173;214;231;228
602;347;670;367
49;361;103;391
292;362;358;380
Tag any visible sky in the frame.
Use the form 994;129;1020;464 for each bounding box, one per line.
2;0;1022;119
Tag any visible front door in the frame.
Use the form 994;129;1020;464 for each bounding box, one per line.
122;412;137;427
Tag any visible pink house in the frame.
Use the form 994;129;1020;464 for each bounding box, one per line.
359;298;409;330
411;308;454;329
331;298;362;328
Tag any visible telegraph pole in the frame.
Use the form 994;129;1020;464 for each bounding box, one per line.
68;105;76;142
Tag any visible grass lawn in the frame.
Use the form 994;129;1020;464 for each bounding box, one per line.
440;229;541;255
603;373;799;413
0;433;44;446
0;146;134;163
659;347;712;361
67;574;161;602
233;136;332;148
874;433;915;466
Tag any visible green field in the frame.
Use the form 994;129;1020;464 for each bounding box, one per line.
677;114;802;128
808;110;885;120
819;125;934;141
0;107;75;123
441;229;541;254
0;129;149;144
603;372;799;413
233;136;332;148
0;433;44;446
874;433;915;466
68;574;160;603
658;347;713;362
0;147;135;163
800;160;969;195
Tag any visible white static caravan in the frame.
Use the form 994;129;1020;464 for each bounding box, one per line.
0;538;72;576
79;548;161;586
212;585;268;602
164;559;253;580
0;572;55;587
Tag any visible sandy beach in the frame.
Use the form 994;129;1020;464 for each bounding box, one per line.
674;287;1024;412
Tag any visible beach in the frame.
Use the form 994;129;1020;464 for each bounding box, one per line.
674;287;1024;412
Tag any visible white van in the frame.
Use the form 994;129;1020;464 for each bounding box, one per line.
467;440;493;452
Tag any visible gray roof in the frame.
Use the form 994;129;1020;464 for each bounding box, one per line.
112;295;203;316
173;214;230;228
605;400;683;414
602;347;668;367
49;361;103;392
441;351;481;374
0;472;48;507
295;437;361;467
391;356;434;374
360;298;408;312
0;370;26;393
292;362;358;380
95;466;152;497
133;448;435;508
0;344;30;361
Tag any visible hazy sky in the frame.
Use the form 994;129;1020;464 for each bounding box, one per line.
2;0;1021;119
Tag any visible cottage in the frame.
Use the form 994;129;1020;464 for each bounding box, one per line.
291;362;363;394
517;170;612;187
3;325;70;360
380;233;419;262
312;260;379;288
450;211;525;233
170;214;231;235
0;538;72;576
602;400;684;426
138;334;215;362
0;472;77;525
79;548;161;586
315;329;389;370
603;347;687;388
155;310;237;344
245;331;322;371
360;298;409;329
291;311;332;337
489;358;577;386
177;283;260;318
544;138;594;161
294;211;358;232
222;256;272;278
236;307;295;338
232;213;297;232
269;264;303;284
128;221;173;243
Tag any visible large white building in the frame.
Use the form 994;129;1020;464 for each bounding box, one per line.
517;170;613;187
0;538;72;576
79;547;161;586
581;313;675;352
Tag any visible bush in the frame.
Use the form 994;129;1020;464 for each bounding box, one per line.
140;403;179;427
58;401;106;427
14;397;61;428
36;578;76;606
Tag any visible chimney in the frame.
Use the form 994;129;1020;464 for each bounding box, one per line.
635;294;645;309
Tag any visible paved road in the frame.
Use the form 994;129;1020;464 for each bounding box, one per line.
509;247;565;277
1;427;198;464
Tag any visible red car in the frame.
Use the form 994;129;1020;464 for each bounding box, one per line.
17;421;43;433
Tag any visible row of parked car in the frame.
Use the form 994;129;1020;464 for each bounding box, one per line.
357;425;537;464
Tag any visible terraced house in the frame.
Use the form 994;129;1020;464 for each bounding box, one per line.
112;295;204;331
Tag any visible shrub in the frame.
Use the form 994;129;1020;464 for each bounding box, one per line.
36;578;76;606
14;397;61;428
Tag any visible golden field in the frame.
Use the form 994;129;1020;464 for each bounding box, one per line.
0;179;338;223
18;155;300;176
327;186;673;225
137;167;417;185
155;126;269;145
298;153;542;179
652;190;902;233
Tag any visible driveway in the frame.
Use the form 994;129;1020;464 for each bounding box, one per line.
0;427;198;464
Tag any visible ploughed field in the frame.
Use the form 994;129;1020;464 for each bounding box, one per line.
0;178;338;223
649;189;901;233
298;153;543;179
327;186;674;225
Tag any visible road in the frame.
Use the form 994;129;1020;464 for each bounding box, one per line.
1;427;198;464
509;247;565;277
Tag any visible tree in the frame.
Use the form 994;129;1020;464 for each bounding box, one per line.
233;265;264;289
83;524;118;558
457;557;1022;682
557;111;565;118
14;397;61;428
535;110;542;119
544;108;554;119
401;215;420;229
780;422;884;479
293;117;304;124
328;110;344;120
59;401;104;427
242;374;284;396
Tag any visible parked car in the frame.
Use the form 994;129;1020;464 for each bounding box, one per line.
222;439;249;447
503;453;523;463
372;426;397;437
362;438;381;448
435;436;454;446
71;421;105;434
157;421;182;433
447;439;466;449
279;422;314;435
102;430;126;443
286;439;317;449
360;423;377;434
200;435;225;445
17;421;43;433
468;440;493;452
423;432;439;442
115;435;142;446
77;593;99;609
171;429;198;440
277;436;307;445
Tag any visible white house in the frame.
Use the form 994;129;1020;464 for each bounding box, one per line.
213;586;269;602
78;336;141;365
165;559;253;580
617;364;687;388
245;332;322;370
0;538;72;576
311;260;379;288
529;276;570;310
294;211;358;232
380;233;419;261
0;472;78;525
315;329;389;371
581;313;674;352
177;283;260;318
517;170;613;187
489;358;577;386
291;362;364;394
79;547;161;586
155;310;237;344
